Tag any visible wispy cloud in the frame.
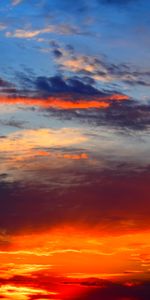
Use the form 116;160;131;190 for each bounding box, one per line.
11;0;23;6
6;24;92;39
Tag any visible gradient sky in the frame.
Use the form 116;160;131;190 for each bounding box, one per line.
0;0;150;299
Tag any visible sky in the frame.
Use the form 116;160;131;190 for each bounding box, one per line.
0;0;150;299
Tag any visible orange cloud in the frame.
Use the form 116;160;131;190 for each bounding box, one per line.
108;94;129;101
36;150;50;157
36;151;88;160
58;153;88;160
0;94;129;110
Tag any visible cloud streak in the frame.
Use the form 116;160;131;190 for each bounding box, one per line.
0;93;129;110
6;24;92;39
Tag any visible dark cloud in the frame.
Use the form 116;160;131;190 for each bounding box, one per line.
0;167;150;235
96;102;150;130
73;281;150;300
53;49;63;58
0;78;12;88
35;75;101;95
0;77;17;95
125;79;150;87
46;99;150;131
0;75;35;96
0;87;18;94
0;119;27;129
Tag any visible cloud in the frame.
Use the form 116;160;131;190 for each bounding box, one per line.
6;29;49;39
11;0;23;6
33;74;129;101
35;150;88;160
0;78;17;96
0;23;7;31
0;266;150;300
53;101;150;131
14;72;148;131
0;74;129;110
0;128;87;152
6;24;92;39
1;74;150;132
53;48;113;83
35;75;101;95
0;78;13;88
0;283;56;300
70;281;150;300
50;43;150;87
0;119;27;129
0;73;150;132
0;165;150;234
0;91;129;111
0;95;119;110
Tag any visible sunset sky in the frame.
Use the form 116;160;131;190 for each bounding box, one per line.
0;0;150;299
